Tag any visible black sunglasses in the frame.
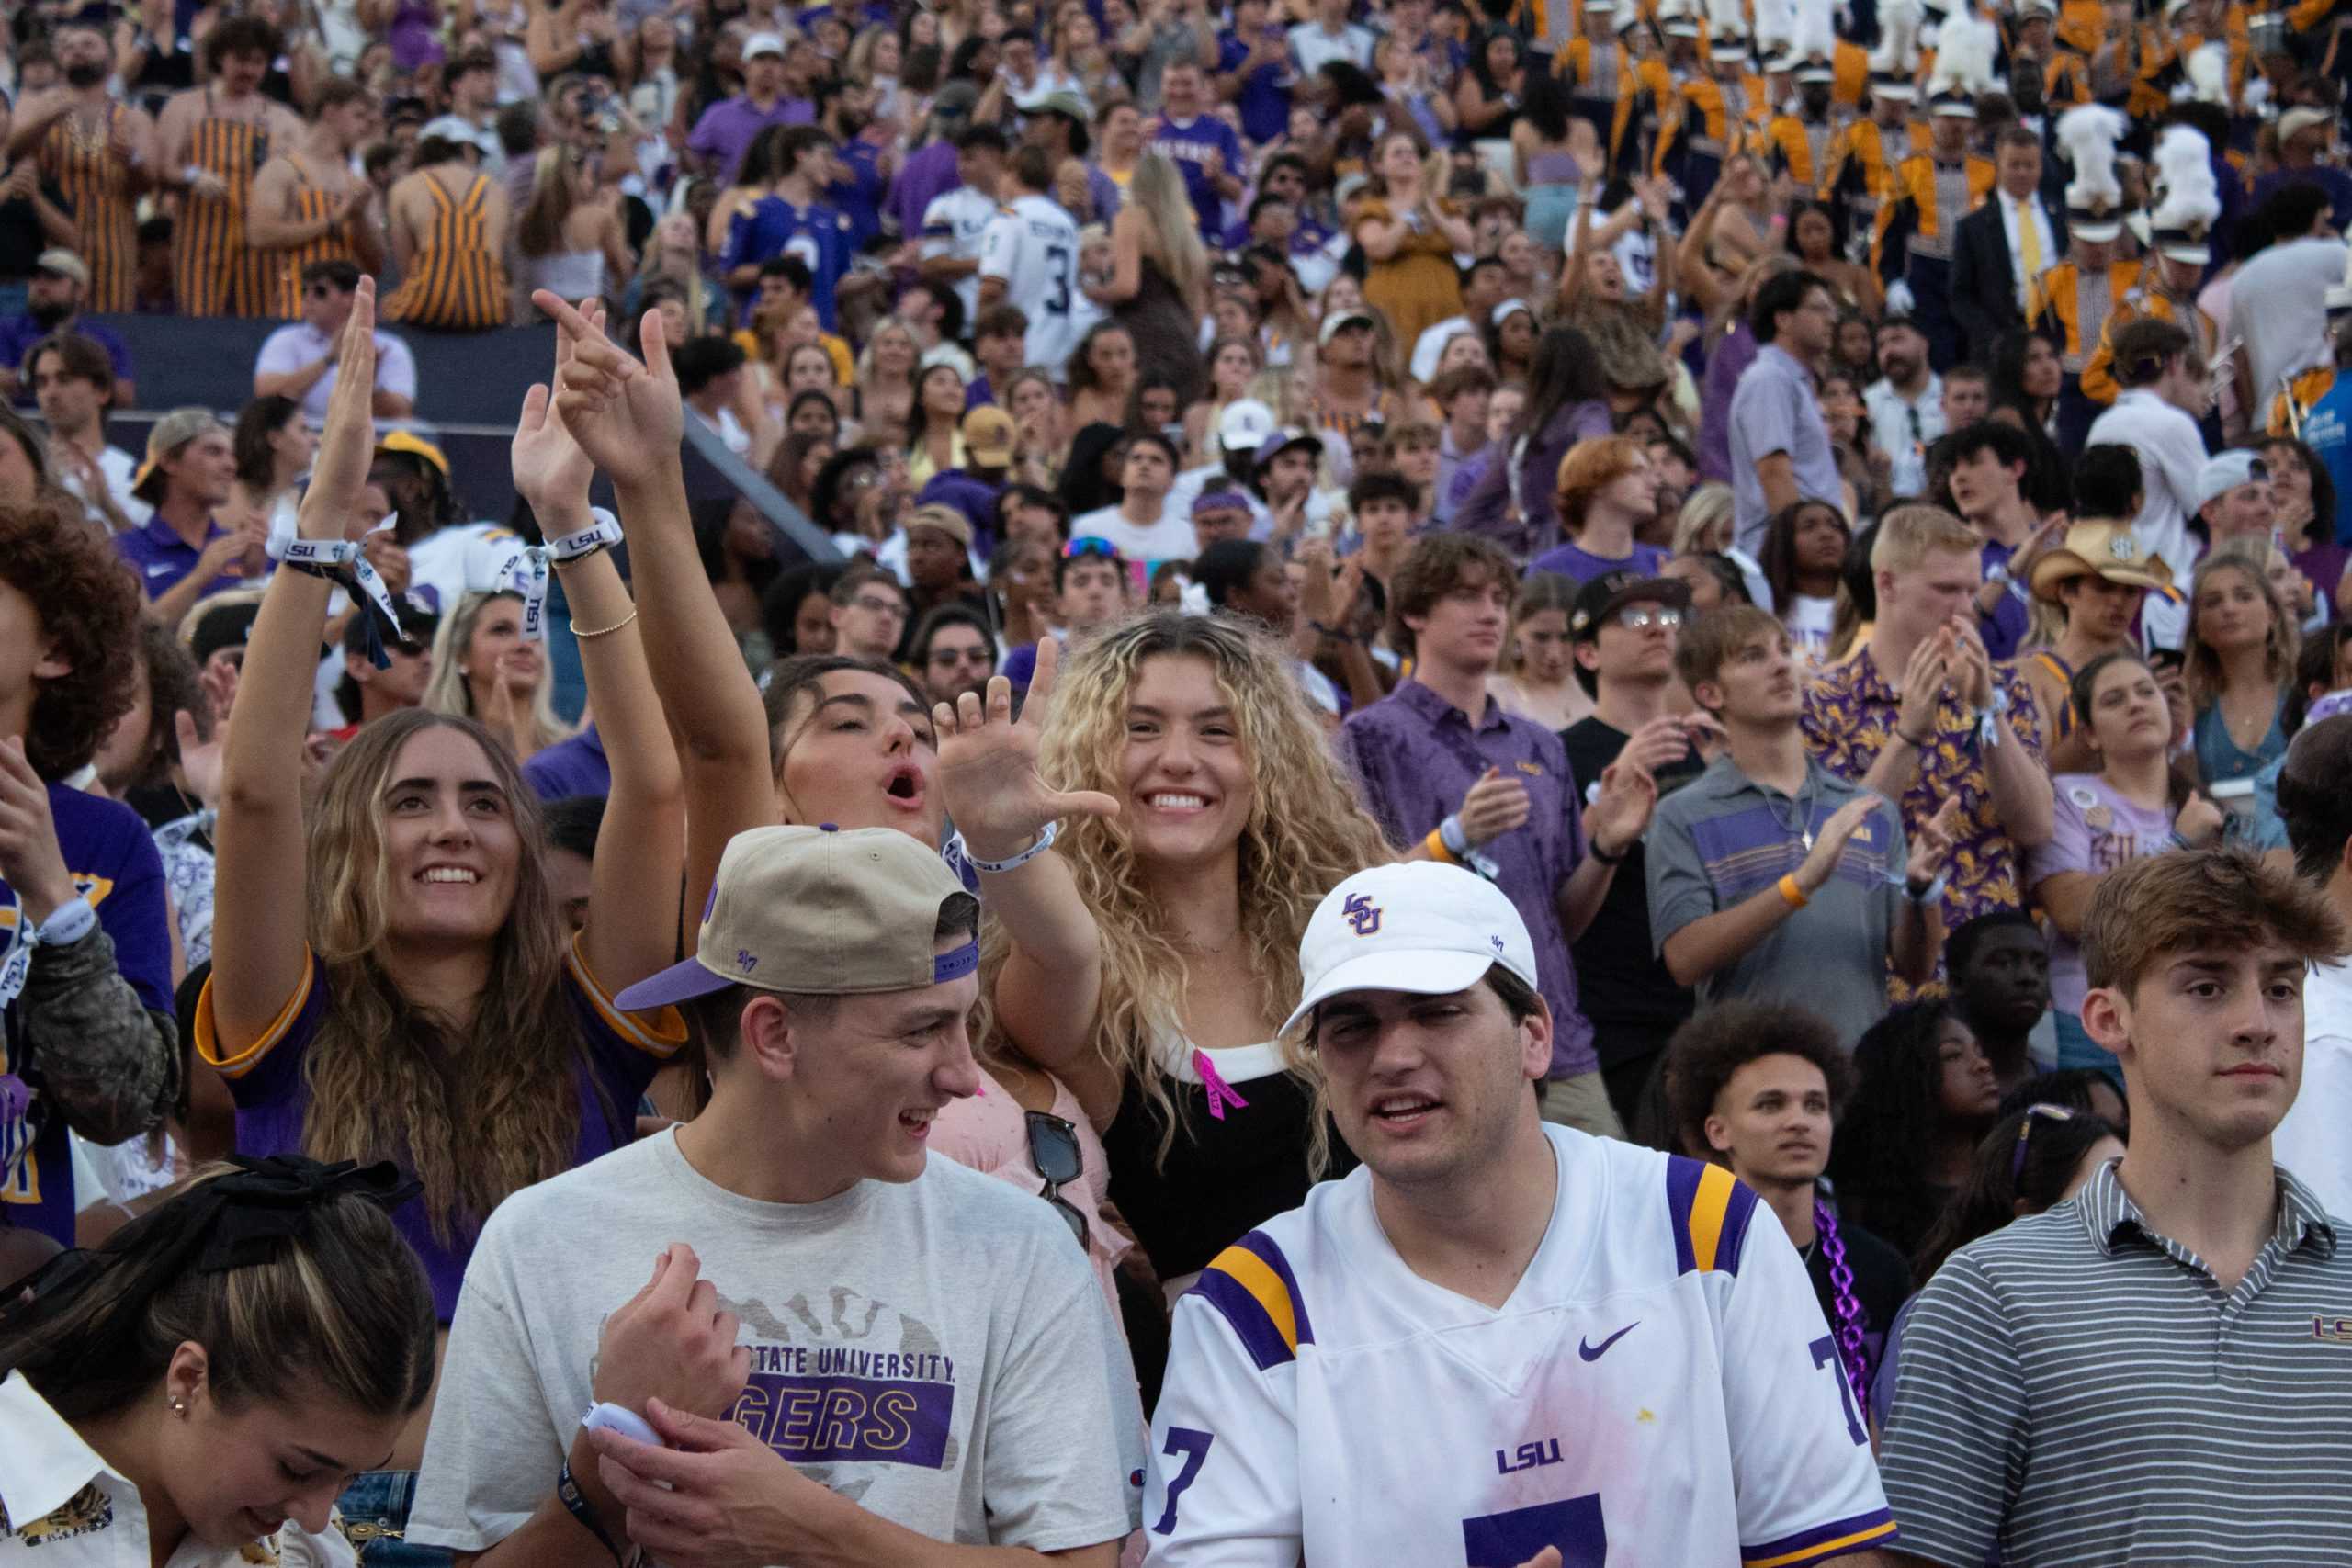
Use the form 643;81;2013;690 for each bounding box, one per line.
1024;1110;1090;1250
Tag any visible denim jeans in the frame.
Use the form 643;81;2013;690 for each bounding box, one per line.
336;1470;454;1568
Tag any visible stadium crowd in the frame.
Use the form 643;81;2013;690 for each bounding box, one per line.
4;0;2352;1558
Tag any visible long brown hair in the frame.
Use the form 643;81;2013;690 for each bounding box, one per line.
2185;546;2298;709
299;709;595;1243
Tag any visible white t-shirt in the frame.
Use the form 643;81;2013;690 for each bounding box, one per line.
921;185;1005;323
408;1129;1145;1556
2227;236;2349;403
1073;498;1198;563
55;444;149;530
1786;593;1838;667
979;194;1083;375
2273;958;2352;1224
1143;1127;1894;1567
252;321;420;422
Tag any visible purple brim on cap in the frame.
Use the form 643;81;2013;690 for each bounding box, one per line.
612;938;982;1012
615;955;737;1012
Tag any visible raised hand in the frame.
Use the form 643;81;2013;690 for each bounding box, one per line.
1794;792;1883;896
1621;713;1695;775
1457;764;1532;848
0;736;74;922
1894;624;1952;742
593;1244;752;1422
513;296;602;516
932;635;1118;863
2174;789;2225;848
173;710;224;811
1584;758;1658;857
297;276;380;542
1948;617;1996;710
537;289;685;489
1905;795;1964;885
1514;1551;1564;1568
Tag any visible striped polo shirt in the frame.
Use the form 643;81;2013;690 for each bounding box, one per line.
1879;1159;2352;1567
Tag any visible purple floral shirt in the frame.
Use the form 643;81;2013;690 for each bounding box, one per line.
1801;643;2046;931
1338;681;1598;1078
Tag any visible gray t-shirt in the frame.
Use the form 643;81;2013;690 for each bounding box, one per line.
408;1130;1145;1556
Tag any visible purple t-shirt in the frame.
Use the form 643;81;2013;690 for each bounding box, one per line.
687;94;816;186
1338;681;1598;1078
1697;321;1758;485
520;723;609;802
0;313;133;390
1978;536;2031;662
1527;539;1671;585
197;942;684;1318
1149;112;1244;240
888;141;963;253
2025;774;2175;1017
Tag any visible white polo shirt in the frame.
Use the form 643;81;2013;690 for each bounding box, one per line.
2273;958;2352;1224
0;1371;355;1566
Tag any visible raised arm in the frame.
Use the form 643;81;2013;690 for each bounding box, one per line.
537;290;775;927
211;281;383;1050
933;638;1124;1123
510;307;684;991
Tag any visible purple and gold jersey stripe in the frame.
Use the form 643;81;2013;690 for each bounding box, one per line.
1667;1157;1758;1277
1192;1229;1315;1371
1742;1508;1901;1567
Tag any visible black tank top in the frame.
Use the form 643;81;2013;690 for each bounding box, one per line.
1101;1041;1355;1280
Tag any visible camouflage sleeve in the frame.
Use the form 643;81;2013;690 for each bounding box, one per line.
22;921;180;1146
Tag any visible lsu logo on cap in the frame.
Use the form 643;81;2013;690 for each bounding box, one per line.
1343;892;1382;936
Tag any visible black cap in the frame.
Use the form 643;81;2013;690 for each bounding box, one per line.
1568;570;1690;640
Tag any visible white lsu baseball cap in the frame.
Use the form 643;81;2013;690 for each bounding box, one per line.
1281;863;1539;1037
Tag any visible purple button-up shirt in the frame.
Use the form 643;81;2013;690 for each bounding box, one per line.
112;513;239;604
1338;680;1598;1078
687;93;816;186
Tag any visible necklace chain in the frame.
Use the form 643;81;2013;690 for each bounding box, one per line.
1815;1197;1872;1403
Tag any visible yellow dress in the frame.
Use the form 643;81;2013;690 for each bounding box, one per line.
1353;197;1464;353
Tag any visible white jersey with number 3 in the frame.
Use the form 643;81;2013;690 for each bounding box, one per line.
978;193;1083;376
1141;1126;1897;1568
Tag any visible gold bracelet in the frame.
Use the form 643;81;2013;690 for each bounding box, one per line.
571;608;639;640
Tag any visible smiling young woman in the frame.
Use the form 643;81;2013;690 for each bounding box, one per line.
198;285;690;1558
937;611;1395;1299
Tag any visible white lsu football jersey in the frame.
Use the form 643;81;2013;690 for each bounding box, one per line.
1142;1126;1896;1568
978;194;1083;377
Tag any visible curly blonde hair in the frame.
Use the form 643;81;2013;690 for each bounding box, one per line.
299;709;602;1244
981;611;1393;1159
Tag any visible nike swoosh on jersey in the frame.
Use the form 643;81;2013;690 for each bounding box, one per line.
1577;1321;1639;1361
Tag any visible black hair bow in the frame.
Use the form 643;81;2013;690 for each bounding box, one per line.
195;1155;421;1273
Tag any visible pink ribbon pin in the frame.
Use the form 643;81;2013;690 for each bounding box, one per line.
1195;1049;1250;1121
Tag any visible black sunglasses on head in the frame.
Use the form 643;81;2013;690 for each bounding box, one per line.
1025;1110;1090;1250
